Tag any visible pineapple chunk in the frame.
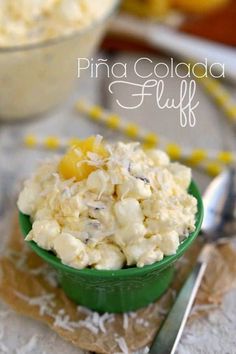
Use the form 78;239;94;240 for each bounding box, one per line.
59;136;108;181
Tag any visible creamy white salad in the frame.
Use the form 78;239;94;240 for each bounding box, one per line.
0;0;115;46
18;137;197;270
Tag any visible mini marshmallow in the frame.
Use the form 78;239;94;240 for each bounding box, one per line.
114;198;143;226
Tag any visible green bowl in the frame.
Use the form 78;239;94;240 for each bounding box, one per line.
19;181;203;313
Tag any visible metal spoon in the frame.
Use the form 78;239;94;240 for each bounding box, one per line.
149;168;236;354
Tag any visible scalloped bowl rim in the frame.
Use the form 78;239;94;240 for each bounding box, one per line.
19;180;203;278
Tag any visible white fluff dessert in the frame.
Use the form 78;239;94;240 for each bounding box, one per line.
18;136;198;270
0;0;116;46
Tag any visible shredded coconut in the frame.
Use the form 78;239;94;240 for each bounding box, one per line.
99;313;113;333
16;335;38;354
115;337;129;354
123;313;129;330
11;297;118;335
107;316;115;323
6;249;58;288
128;312;137;319
156;306;169;316
15;292;55;316
191;304;218;316
135;318;149;328
0;310;11;319
74;320;99;334
76;307;115;334
29;266;58;288
14;291;115;335
77;305;93;316
94;134;103;147
0;328;4;341
5;249;30;271
53;313;75;332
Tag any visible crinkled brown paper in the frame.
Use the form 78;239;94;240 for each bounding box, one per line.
0;214;236;353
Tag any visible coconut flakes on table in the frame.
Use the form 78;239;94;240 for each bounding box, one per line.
5;249;30;271
41;269;58;288
75;307;115;334
0;328;4;341
16;335;38;354
14;291;112;334
115;337;129;354
135;318;150;328
15;292;55;316
99;313;114;334
29;265;58;288
128;312;137;319
74;320;99;335
0;310;11;319
155;305;169;316
28;265;48;276
6;247;58;288
23;304;151;353
0;329;8;352
122;313;129;330
53;312;75;332
77;305;93;316
190;303;219;316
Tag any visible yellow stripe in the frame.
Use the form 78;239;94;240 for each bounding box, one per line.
217;151;234;164
44;136;60;149
188;149;207;166
89;106;102;120
143;133;159;148
201;78;220;92
166;143;182;160
215;93;230;106
125;123;139;138
24;134;37;148
106;114;120;129
205;162;223;177
225;105;236;120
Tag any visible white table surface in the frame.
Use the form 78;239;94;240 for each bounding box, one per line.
0;52;236;354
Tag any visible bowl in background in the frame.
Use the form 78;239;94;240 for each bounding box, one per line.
19;180;203;313
0;0;119;121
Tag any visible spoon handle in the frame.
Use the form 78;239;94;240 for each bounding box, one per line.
149;243;214;354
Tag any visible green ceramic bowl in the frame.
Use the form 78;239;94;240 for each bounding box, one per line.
19;181;203;313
